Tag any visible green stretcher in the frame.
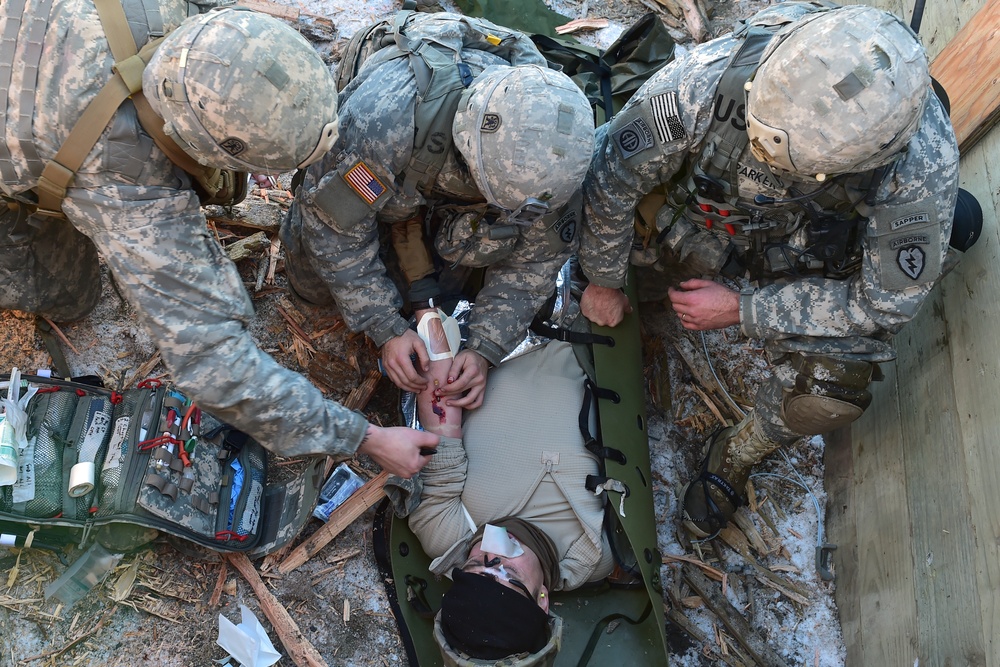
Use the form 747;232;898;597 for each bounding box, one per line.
373;271;669;666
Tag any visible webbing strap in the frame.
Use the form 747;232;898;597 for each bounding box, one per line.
16;3;52;177
700;27;775;186
94;0;139;62
0;0;25;186
530;318;616;347
34;74;133;216
393;14;469;197
34;0;215;217
92;0;207;178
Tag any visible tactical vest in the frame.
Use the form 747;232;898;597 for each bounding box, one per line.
661;3;881;281
336;3;543;199
1;0;247;220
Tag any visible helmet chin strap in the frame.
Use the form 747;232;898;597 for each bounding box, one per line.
297;120;340;169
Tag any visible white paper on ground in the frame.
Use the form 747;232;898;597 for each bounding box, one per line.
216;604;281;667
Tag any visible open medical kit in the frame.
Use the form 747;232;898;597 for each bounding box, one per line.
0;369;324;556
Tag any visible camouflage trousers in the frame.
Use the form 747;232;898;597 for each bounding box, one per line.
0;201;102;322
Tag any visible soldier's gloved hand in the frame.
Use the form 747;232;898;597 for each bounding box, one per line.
382;329;430;393
437;350;488;410
668;279;740;331
581;284;632;327
357;424;439;479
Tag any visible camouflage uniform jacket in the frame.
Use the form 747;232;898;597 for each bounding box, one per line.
0;0;367;458
290;13;587;366
408;342;614;591
584;2;960;347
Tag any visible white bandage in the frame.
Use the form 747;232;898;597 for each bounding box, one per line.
481;524;524;558
416;309;461;361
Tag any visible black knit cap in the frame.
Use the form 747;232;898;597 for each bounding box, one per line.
440;568;549;660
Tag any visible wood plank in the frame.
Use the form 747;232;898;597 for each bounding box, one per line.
929;0;1000;153
823;426;863;667
850;360;919;667
939;138;1000;665
278;470;389;574
225;553;329;667
893;287;986;663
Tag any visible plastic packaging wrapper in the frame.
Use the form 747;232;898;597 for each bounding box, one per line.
313;462;364;521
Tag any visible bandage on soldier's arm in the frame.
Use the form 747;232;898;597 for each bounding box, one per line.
416;309;461;361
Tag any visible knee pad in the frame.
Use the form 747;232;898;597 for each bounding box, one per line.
781;354;875;435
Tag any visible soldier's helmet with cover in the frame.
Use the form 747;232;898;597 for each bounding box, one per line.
432;568;562;667
143;8;339;173
745;6;930;179
453;64;594;221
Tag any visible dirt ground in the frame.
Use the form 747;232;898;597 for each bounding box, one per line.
0;1;847;665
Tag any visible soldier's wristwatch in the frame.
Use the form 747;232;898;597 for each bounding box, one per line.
411;297;435;311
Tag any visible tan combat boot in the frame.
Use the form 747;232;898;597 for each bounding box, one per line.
681;411;782;538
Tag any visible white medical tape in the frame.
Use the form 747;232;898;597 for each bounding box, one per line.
416;309;462;361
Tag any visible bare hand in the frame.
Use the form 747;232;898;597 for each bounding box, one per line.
581;283;632;327
667;279;740;331
437;350;489;409
382;329;430;393
357;424;439;478
250;173;277;189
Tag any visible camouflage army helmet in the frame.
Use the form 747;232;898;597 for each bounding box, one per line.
453;64;594;216
745;6;930;179
433;611;562;667
143;8;339;173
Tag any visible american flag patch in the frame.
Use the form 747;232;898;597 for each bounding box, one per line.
650;91;684;143
343;161;386;205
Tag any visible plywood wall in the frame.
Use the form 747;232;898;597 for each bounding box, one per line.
828;0;1000;664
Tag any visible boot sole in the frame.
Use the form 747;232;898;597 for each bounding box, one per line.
679;481;716;539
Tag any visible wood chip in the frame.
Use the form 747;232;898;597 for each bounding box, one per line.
234;0;299;22
691;382;727;427
110;559;139;602
731;510;769;556
308;351;361;393
40;316;80;355
677;0;710;42
755;574;811;606
343;599;351;624
209;560;228;608
680;595;705;608
225;231;270;263
662;552;724;581
555;17;610;34
652;0;683;18
125;352;162;388
266;235;281;285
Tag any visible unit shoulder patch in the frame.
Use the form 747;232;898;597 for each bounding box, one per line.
873;203;941;289
612;117;655;160
890;212;930;231
896;245;926;280
552;209;578;244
